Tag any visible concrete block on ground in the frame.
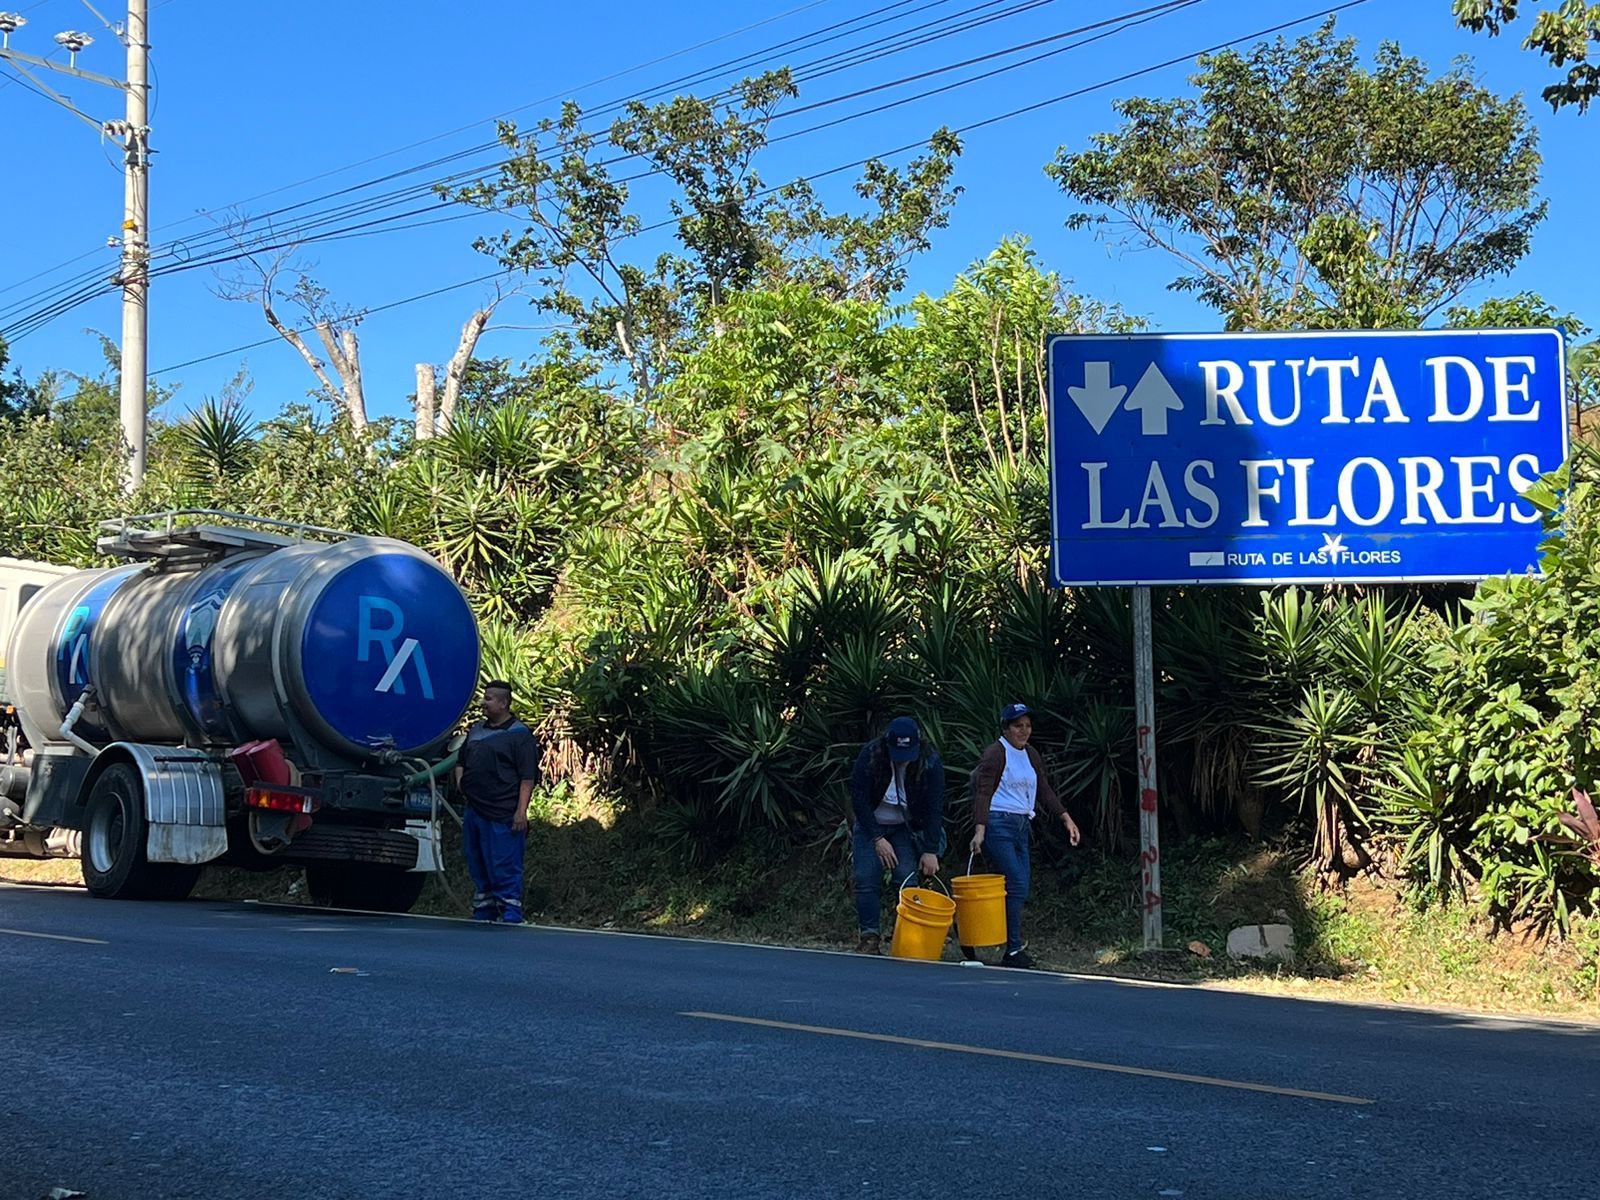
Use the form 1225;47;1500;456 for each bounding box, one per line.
1227;923;1295;962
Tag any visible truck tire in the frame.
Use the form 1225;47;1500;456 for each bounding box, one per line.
305;863;427;913
80;763;201;901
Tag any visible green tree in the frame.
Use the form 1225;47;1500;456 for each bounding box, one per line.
0;334;41;422
1447;291;1599;424
903;238;1143;475
1047;23;1544;330
1454;0;1600;112
449;73;962;405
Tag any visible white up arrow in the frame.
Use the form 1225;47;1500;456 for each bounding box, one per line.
1124;362;1183;435
1067;362;1125;434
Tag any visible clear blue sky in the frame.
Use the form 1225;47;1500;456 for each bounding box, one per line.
1;0;1593;425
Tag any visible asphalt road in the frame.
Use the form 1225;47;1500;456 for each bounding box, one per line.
2;883;1598;1200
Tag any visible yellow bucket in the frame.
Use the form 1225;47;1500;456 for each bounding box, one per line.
889;880;956;961
952;873;1008;947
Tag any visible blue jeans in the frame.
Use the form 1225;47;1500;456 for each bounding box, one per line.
981;810;1031;952
463;806;526;922
852;824;919;935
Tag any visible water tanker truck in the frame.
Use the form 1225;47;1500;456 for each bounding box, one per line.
0;511;480;912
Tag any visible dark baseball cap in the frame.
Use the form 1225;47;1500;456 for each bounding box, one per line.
885;716;921;762
999;702;1031;727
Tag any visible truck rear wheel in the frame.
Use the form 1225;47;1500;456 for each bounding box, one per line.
81;763;200;901
305;863;426;913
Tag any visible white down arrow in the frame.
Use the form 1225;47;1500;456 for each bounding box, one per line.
1066;362;1126;435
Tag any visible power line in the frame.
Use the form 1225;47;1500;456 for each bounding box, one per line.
10;0;1370;362
2;0;1194;337
1;0;905;297
112;0;1367;389
1;0;1063;321
145;0;1038;266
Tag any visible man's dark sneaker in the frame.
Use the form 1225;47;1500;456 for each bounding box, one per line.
999;947;1035;969
856;934;882;955
500;907;525;926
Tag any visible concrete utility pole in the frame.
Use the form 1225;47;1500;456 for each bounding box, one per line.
0;1;151;492
117;0;150;492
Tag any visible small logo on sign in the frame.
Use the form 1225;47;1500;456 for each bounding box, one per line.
357;596;435;700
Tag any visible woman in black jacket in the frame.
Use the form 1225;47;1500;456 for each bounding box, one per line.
848;715;945;954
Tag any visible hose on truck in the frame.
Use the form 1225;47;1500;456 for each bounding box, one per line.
404;754;469;912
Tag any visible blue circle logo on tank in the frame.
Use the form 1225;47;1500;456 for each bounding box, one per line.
299;552;479;754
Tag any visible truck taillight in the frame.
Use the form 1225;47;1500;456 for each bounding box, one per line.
245;787;319;814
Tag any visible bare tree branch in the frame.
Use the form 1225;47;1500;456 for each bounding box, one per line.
414;362;437;442
439;301;498;432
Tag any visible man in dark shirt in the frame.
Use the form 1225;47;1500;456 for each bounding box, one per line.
453;680;542;923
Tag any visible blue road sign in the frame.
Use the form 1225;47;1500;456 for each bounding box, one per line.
1047;329;1569;586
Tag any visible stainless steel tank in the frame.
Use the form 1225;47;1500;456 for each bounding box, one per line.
4;538;480;761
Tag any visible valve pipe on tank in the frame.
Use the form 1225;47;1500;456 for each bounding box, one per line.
58;689;101;758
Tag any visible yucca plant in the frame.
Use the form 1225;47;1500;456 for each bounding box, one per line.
707;702;814;830
902;582;983;700
175;398;258;486
786;469;872;560
748;600;823;703
1056;696;1134;850
1375;745;1477;897
1332;593;1422;718
1254;586;1329;686
427;471;520;581
349;478;426;542
811;633;916;743
655;797;735;866
1255;682;1367;875
994;575;1073;663
790;553;907;655
1158;590;1262;831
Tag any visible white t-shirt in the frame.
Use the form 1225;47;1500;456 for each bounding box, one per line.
873;763;910;827
989;741;1037;816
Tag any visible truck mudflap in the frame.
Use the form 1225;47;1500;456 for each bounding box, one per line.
279;822;419;869
104;743;227;865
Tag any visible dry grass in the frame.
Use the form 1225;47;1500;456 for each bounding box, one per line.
0;858;82;886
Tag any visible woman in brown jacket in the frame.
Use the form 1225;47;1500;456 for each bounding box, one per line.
970;702;1081;968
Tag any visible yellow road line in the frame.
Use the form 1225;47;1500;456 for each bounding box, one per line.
0;927;109;945
682;1011;1373;1106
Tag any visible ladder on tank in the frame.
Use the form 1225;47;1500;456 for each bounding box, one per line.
97;510;359;563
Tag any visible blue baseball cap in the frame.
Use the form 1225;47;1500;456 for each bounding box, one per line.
885;716;921;762
999;702;1031;727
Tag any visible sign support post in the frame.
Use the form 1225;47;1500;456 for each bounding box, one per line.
1132;585;1161;950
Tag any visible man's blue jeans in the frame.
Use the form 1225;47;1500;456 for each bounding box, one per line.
851;824;919;935
464;806;526;922
980;810;1031;952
